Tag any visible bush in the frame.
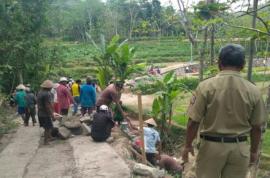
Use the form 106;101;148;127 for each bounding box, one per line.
252;73;270;83
132;76;199;95
132;77;161;94
178;77;199;91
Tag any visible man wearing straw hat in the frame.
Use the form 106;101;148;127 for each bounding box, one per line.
143;118;161;166
129;118;161;165
15;84;26;123
37;80;55;145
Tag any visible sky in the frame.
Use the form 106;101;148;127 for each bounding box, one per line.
159;0;269;11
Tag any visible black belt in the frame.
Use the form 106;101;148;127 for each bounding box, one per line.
200;135;247;143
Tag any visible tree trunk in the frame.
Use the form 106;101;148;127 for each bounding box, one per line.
210;24;215;65
267;81;270;113
199;27;208;81
18;69;23;84
247;0;258;81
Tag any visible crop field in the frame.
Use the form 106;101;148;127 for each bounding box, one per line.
51;38;270;157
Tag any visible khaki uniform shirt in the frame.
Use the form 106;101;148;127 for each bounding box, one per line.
187;70;267;136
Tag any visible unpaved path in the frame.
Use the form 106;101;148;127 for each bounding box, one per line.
121;93;154;112
0;123;130;178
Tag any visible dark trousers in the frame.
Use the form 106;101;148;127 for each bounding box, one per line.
25;107;36;125
81;107;93;116
146;153;157;166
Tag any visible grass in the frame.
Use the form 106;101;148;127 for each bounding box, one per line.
262;129;270;155
130;39;194;63
47;38;194;63
0;106;18;136
48;38;195;79
173;114;189;126
172;92;192;127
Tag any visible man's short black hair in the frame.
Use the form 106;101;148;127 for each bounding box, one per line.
219;44;245;68
86;77;92;84
115;81;124;89
76;79;81;83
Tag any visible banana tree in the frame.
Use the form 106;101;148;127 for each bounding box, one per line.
93;35;145;89
92;35;114;89
151;71;182;138
109;35;145;83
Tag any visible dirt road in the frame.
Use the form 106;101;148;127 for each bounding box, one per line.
0;123;130;178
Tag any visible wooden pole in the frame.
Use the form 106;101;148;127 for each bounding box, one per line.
137;91;147;164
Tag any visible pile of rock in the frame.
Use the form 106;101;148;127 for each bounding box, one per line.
133;163;165;178
56;115;92;139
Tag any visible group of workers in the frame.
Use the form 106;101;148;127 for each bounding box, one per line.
12;43;269;178
14;76;127;145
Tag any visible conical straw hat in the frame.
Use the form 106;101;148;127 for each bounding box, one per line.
59;77;68;82
40;80;54;88
16;84;26;90
144;118;157;127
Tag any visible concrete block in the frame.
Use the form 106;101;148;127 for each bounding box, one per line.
58;127;71;139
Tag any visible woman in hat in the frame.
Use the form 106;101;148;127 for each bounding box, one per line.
15;84;27;123
37;80;55;145
56;77;74;116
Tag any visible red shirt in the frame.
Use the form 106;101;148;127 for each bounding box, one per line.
56;84;74;109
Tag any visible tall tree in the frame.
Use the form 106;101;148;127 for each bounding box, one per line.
247;0;259;81
0;0;50;92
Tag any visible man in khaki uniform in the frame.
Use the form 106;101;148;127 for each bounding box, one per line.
182;44;267;178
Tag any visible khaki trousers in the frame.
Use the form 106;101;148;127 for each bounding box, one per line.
196;139;250;178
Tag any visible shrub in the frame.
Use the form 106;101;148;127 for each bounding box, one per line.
131;77;161;94
178;77;199;91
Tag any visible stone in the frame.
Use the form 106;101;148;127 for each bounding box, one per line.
58;127;71;139
81;123;91;136
69;127;83;135
79;116;92;125
133;163;165;178
63;121;81;129
106;136;114;143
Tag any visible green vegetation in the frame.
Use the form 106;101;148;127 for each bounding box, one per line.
263;130;270;155
44;39;193;62
0;0;270;174
0;106;18;136
131;39;194;63
172;114;188;126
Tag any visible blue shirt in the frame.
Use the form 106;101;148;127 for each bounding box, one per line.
144;127;160;153
80;84;96;107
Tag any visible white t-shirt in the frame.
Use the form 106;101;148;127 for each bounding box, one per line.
51;88;58;103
